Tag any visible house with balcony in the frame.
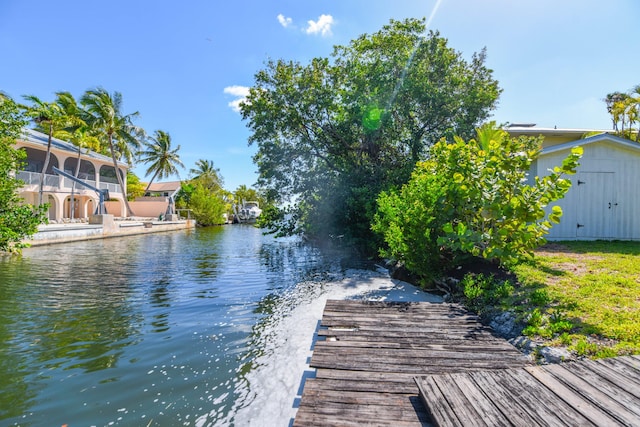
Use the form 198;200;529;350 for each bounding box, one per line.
15;128;129;222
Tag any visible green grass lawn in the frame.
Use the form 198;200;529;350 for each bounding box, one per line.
510;241;640;358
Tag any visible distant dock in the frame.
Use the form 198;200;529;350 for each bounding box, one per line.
294;300;640;426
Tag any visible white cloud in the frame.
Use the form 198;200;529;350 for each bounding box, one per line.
277;14;292;28
224;85;250;113
306;14;334;37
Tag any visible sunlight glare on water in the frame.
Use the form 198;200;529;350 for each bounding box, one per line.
0;225;438;426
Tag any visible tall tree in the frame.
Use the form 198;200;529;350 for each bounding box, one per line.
233;184;259;204
189;159;223;190
139;130;184;194
629;85;640;142
51;91;100;218
604;89;640;140
0;95;48;252
80;88;144;217
241;18;501;250
605;92;629;132
22;95;66;205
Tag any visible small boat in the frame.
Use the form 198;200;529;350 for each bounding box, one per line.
233;201;262;224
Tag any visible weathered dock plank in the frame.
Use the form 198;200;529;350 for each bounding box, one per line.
294;300;531;426
415;356;640;427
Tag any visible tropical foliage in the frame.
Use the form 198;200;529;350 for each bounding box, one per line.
81;87;145;217
189;159;223;191
372;124;583;283
22;94;67;205
126;171;146;201
138;130;184;193
604;86;640;141
188;182;227;226
173;159;228;224
241;18;501;250
0;96;48;252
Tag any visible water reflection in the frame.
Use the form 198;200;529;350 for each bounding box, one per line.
0;225;362;426
0;253;142;421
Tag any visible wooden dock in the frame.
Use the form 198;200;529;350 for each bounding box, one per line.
415;355;640;426
293;299;532;426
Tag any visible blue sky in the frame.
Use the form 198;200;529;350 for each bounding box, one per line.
1;0;638;191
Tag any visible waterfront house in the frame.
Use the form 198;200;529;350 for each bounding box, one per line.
506;124;640;240
119;181;183;219
15;128;129;222
144;181;181;198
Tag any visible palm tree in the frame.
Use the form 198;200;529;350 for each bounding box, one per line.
629;85;640;142
51;91;98;219
139;130;184;194
189;159;223;190
22;95;66;205
605;92;629;132
234;184;259;204
80;88;144;217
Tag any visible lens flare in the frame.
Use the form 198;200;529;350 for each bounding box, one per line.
386;0;445;112
362;105;383;131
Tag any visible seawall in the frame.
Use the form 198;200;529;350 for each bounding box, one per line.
24;218;197;247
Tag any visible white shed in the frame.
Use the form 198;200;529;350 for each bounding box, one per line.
531;133;640;240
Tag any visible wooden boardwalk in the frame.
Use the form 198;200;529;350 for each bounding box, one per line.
415;355;640;426
293;299;532;426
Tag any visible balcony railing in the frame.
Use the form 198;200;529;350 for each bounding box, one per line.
62;177;97;189
16;171;122;194
99;182;122;194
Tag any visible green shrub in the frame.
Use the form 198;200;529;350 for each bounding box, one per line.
492;281;514;299
189;183;227;226
462;274;487;309
559;333;572;346
550;320;574;334
1;96;48;252
527;307;544;327
530;289;551;306
456;273;515;314
373;123;582;282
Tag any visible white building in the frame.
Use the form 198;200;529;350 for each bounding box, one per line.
507;125;640;240
15;128;129;222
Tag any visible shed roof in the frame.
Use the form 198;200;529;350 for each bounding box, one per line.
505;125;609;140
540;132;640;155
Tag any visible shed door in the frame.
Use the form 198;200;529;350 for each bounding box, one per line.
576;172;616;238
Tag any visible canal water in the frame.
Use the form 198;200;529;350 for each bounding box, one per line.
0;225;436;426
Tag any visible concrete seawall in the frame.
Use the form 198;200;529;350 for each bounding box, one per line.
25;218;197;247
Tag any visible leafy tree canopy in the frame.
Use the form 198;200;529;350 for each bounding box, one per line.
241;18;501;251
189;182;227;226
0;95;48;253
126;171;146;201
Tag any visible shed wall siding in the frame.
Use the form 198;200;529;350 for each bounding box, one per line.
537;141;640;240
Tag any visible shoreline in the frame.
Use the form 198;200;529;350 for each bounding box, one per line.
225;268;444;426
23;217;197;247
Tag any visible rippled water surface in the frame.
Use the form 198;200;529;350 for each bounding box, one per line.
0;225;368;426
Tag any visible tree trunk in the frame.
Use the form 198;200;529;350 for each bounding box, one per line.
38;122;53;206
70;147;82;219
144;169;160;195
108;136;135;217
